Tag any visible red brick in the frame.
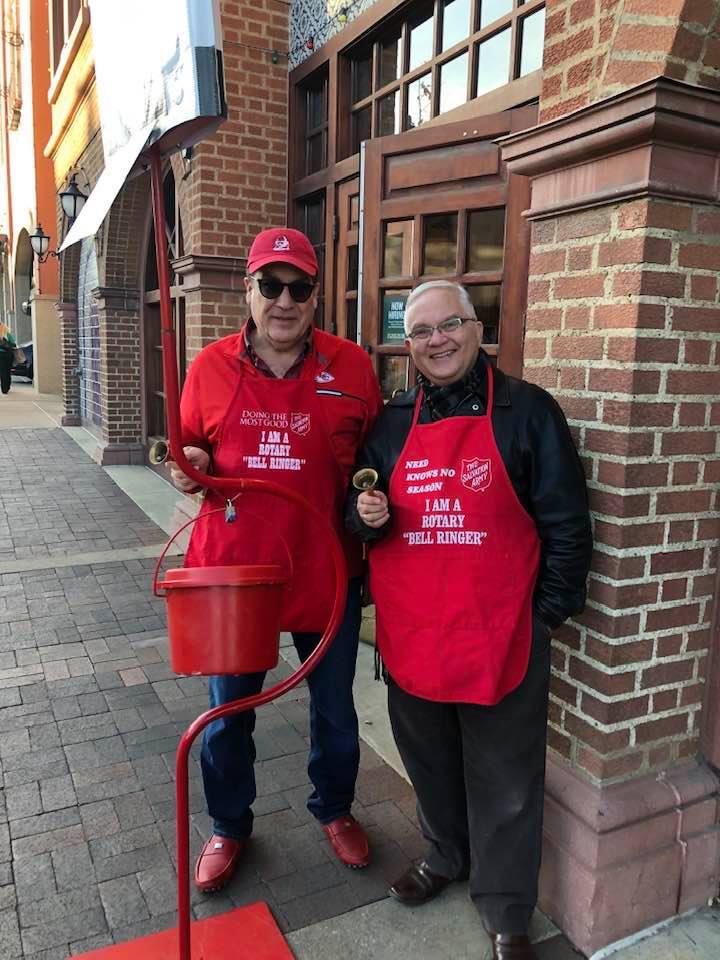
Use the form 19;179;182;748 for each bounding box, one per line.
568;246;594;271
580;605;642;639
689;275;717;301
635;713;689;744
592;552;647;581
672;461;700;485
603;59;665;87
577;747;644;781
615;24;681;54
641;658;695;688
668;519;696;542
618;199;692;232
683;340;713;364
656;632;684;656
567;57;595;88
594;520;664;552
582;692;649;724
597;460;668;489
692;573;716;597
678;242;720;271
590;489;651;519
584;429;654;457
551;335;605;360
593;302;666;330
660;432;716;456
544;28;596;70
557;209;612;241
646;603;702;631
653;689;679;712
612;270;686;298
686;626;711;651
599;236;671;266
529;249;567;275
656;489;713;515
564;713;630;753
563;306;591;330
603;400;675;427
569;657;637;695
559;367;587;390
696;209;720;235
559;396;599;421
554;275;606;300
526;307;563;331
547;727;572;759
527;280;551;303
606;337;679;363
650;549;704;574
584;632;654;665
670;306;720;333
678;402;707;427
550;675;579;708
667;369;720;394
589;369;662;395
680;683;705;707
703;460;720;483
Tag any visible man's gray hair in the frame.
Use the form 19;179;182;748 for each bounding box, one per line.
403;281;477;335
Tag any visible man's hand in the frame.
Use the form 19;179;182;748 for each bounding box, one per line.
169;446;210;493
357;490;390;529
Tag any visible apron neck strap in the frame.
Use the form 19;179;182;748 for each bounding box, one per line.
414;358;495;423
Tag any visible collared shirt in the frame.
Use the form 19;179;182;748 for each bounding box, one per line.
241;318;311;379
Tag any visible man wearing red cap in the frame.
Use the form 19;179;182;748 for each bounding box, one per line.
170;227;382;892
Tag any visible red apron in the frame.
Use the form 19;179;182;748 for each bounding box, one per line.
184;361;345;633
369;367;540;705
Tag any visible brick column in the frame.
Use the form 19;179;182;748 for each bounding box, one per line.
57;301;81;425
502;78;720;954
92;287;144;465
173;254;247;365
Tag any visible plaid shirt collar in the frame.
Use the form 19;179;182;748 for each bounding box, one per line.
241;318;312;379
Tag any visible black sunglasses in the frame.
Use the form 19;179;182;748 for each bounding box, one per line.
254;277;316;303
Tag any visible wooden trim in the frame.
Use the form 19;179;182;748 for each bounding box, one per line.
48;5;90;106
497;173;531;378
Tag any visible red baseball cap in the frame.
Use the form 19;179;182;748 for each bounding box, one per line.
247;227;319;278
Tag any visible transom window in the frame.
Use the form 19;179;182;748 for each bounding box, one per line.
344;0;545;156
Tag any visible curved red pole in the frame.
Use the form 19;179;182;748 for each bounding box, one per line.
150;143;349;959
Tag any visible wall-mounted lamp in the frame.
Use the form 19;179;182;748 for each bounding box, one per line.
59;173;89;221
30;173;90;262
30;224;57;263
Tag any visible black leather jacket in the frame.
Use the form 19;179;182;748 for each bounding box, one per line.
346;354;593;630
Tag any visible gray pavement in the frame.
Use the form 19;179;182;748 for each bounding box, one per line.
1;383;717;959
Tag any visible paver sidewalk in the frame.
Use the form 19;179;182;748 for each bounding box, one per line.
0;426;426;959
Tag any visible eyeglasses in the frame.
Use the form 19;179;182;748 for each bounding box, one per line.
406;316;475;342
253;277;316;303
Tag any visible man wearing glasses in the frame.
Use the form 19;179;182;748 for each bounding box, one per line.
171;227;382;893
347;280;592;960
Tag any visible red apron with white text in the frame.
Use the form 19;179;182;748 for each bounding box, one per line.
184;363;345;633
369;368;540;704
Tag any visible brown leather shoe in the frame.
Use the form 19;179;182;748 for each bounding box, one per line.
388;860;452;906
194;834;245;892
489;933;538;959
321;815;370;868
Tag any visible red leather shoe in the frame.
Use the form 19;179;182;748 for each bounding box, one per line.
194;834;245;892
321;815;370;868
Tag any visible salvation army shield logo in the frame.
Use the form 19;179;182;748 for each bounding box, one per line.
290;412;311;436
461;457;492;492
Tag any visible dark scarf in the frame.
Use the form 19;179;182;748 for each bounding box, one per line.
417;352;487;420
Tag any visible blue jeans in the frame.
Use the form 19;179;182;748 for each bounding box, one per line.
200;578;362;840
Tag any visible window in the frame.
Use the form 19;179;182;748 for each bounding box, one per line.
295;194;326;326
301;71;329;176
51;0;82;74
343;0;546;155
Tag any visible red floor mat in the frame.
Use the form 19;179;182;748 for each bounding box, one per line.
71;902;294;960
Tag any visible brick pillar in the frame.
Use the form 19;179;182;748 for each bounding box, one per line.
57;301;80;426
173;254;247;364
502;78;720;954
92;287;144;465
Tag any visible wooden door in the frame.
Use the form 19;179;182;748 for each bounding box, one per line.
360;104;536;398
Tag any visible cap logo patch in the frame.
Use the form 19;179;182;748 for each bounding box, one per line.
273;235;291;252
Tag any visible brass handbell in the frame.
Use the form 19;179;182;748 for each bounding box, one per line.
148;439;170;465
352;467;379;493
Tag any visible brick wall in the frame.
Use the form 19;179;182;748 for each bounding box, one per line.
524;199;720;782
541;0;720;122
